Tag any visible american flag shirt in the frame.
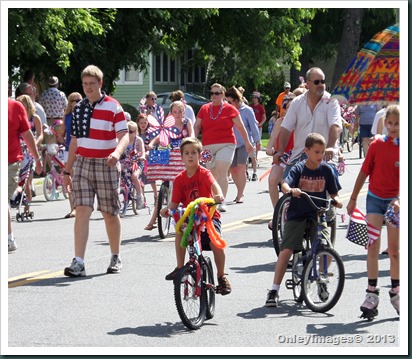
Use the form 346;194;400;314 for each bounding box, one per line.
71;92;127;158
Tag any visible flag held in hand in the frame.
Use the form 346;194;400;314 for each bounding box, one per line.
346;207;380;249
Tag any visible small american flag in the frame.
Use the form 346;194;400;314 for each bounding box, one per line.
346;207;380;249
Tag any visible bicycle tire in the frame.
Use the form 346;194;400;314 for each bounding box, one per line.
272;194;291;257
131;188;141;215
119;188;128;218
301;246;345;313
157;182;171;239
174;264;206;330
203;256;216;319
43;174;56;201
291;251;304;303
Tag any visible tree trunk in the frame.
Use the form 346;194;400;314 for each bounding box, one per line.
331;8;364;90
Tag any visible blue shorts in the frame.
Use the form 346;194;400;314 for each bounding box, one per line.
359;125;372;140
366;194;394;216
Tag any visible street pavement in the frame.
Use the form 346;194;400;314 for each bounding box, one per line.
5;145;404;355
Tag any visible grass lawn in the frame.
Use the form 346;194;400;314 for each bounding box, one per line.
260;131;270;150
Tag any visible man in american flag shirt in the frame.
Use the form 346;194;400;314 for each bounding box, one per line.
63;65;129;277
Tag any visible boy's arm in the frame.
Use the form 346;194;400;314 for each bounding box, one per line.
280;180;301;197
329;193;343;208
160;201;179;217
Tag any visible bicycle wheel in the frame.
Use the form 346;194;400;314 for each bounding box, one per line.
301;246;345;313
131;188;141;215
203;256;216;319
43;174;56;201
157;182;171;239
272;194;291;257
174;264;207;330
118;188;127;218
291;251;305;303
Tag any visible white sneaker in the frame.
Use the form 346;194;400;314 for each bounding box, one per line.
135;194;144;209
8;238;17;253
218;202;227;213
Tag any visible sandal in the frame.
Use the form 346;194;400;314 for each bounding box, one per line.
234;195;244;203
144;224;157;231
64;212;75;219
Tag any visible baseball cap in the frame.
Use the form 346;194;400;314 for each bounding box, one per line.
48;76;59;86
252;91;261;98
284;82;291;88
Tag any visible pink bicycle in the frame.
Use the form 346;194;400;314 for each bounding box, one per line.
43;143;68;201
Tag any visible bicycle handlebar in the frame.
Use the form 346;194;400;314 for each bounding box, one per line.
288;191;338;212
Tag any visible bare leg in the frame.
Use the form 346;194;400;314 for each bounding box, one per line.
230;164;247;200
211;160;231;198
101;211;122;255
273;248;293;285
73;205;93;259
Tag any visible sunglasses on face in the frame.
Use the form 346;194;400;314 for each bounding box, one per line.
209;91;223;96
310;79;326;85
129;130;136;134
71;99;81;103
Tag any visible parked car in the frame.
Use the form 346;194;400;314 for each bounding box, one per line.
156;92;210;117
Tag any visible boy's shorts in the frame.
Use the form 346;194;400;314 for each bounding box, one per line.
281;219;329;251
72;156;121;215
200;217;222;251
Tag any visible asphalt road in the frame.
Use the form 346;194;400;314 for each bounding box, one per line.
5;145;404;355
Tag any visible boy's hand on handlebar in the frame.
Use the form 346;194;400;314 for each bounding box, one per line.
332;197;343;209
289;188;302;197
160;207;170;217
213;194;224;204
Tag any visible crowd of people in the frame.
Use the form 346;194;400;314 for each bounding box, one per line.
8;65;399;317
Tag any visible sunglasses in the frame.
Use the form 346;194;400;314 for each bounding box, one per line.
151;97;157;101
72;99;81;103
129;130;136;134
310;79;326;85
209;91;223;96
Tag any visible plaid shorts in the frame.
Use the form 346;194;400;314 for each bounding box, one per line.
72;157;121;215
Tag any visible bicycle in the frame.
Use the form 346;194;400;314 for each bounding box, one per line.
283;192;345;313
167;198;226;330
157;180;173;238
43;143;69;201
271;159;337;257
119;153;151;218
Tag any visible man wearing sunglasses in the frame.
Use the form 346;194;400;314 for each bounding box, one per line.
273;67;341;170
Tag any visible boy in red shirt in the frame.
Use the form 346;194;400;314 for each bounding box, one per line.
160;137;231;295
347;105;400;318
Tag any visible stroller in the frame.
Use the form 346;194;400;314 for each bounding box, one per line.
10;145;35;221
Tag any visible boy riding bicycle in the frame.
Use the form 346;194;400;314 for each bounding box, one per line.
160;137;231;295
265;133;342;307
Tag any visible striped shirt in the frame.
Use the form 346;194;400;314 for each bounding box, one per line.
72;93;127;158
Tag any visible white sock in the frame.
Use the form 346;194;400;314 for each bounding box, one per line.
272;284;280;292
75;256;84;265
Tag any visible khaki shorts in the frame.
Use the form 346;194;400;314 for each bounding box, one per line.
203;143;235;170
72;157;121;215
281;219;329;251
8;162;21;200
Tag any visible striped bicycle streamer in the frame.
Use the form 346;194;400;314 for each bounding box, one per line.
146;148;185;182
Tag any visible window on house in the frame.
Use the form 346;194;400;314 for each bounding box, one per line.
155;53;177;84
115;67;143;85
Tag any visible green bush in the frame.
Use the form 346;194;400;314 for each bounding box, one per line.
121;103;139;122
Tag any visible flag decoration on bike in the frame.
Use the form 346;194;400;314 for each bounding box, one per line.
346;207;381;249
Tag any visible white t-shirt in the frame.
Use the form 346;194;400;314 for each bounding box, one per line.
185;104;196;125
371;108;388;135
281;91;342;161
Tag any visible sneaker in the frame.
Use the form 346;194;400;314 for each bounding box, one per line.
64;258;86;277
216;275;231;295
252;173;258;181
389;290;400;315
165;267;179;281
360;288;380;312
136;194;144;209
317;282;329;302
218;202;227;213
8;238;17;253
265;289;279;307
107;254;122;274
